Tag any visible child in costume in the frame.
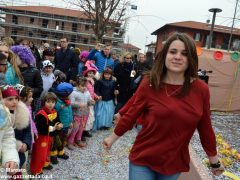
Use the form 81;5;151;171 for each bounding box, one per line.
2;85;32;179
30;92;62;175
41;60;55;95
94;68;118;130
68;77;94;149
0;88;19;177
54;82;73;159
82;61;99;139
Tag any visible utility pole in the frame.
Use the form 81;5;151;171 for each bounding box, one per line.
207;8;222;49
227;0;239;51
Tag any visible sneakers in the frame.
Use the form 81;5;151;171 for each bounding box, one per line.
67;143;75;150
43;164;53;170
50;156;58;164
57;153;69;160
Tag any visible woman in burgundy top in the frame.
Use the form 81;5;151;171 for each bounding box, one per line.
103;33;224;180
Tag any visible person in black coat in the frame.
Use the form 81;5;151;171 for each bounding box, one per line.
54;37;78;83
114;52;135;113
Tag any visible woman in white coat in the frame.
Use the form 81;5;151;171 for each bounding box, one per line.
0;89;19;177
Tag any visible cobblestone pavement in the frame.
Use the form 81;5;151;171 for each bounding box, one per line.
43;129;137;180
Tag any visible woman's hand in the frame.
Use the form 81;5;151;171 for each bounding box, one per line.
103;133;120;150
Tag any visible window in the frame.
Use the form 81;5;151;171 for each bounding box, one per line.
29;32;33;37
72;23;77;32
83;38;88;44
12;15;18;24
194;33;201;41
30;17;34;24
42;19;48;28
55;21;59;30
61;22;64;30
71;35;76;43
11;30;17;35
85;25;90;31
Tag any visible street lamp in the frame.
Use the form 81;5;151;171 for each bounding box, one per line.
207;8;222;49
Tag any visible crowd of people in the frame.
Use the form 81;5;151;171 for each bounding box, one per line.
0;36;154;179
0;33;224;180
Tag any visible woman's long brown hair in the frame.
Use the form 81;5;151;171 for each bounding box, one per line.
149;32;199;97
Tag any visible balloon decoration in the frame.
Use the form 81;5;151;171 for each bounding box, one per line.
231;52;240;62
214;51;224;61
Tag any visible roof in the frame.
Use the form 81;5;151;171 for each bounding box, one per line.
151;21;240;36
121;43;140;50
0;6;89;19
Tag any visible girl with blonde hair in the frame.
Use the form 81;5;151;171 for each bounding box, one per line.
0;42;23;85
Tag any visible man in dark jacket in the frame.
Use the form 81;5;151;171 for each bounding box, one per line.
54;37;78;83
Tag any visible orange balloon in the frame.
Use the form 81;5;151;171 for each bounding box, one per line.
196;46;203;56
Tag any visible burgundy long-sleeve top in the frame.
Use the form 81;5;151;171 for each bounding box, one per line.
114;77;217;175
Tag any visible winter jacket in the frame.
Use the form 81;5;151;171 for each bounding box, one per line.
0;104;19;173
20;66;43;98
95;79;116;101
114;62;134;104
87;49;114;73
54;48;79;81
11;101;32;168
55;98;73;128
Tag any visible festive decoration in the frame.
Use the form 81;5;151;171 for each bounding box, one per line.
213;51;223;61
196;46;203;56
231;52;240;62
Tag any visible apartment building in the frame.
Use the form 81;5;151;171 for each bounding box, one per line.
0;5;124;50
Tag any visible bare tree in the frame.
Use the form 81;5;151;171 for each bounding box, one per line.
65;0;130;43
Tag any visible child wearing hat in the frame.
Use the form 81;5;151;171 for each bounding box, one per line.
2;85;32;177
30;92;63;175
54;82;73;159
82;61;99;139
0;88;19;177
41;60;55;96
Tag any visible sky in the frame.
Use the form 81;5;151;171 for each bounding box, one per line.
5;0;238;51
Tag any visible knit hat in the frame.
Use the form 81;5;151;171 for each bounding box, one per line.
79;50;89;62
11;45;36;66
54;82;73;97
1;86;18;98
42;60;54;69
83;61;98;76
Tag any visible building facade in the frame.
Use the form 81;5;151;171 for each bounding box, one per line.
152;21;240;53
0;5;124;50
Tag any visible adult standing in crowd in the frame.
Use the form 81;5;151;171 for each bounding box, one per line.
114;52;135;113
103;33;224;180
11;45;43;99
54;37;78;83
111;50;120;71
87;43;114;73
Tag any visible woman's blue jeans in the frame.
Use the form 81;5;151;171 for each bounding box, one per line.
129;162;181;180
